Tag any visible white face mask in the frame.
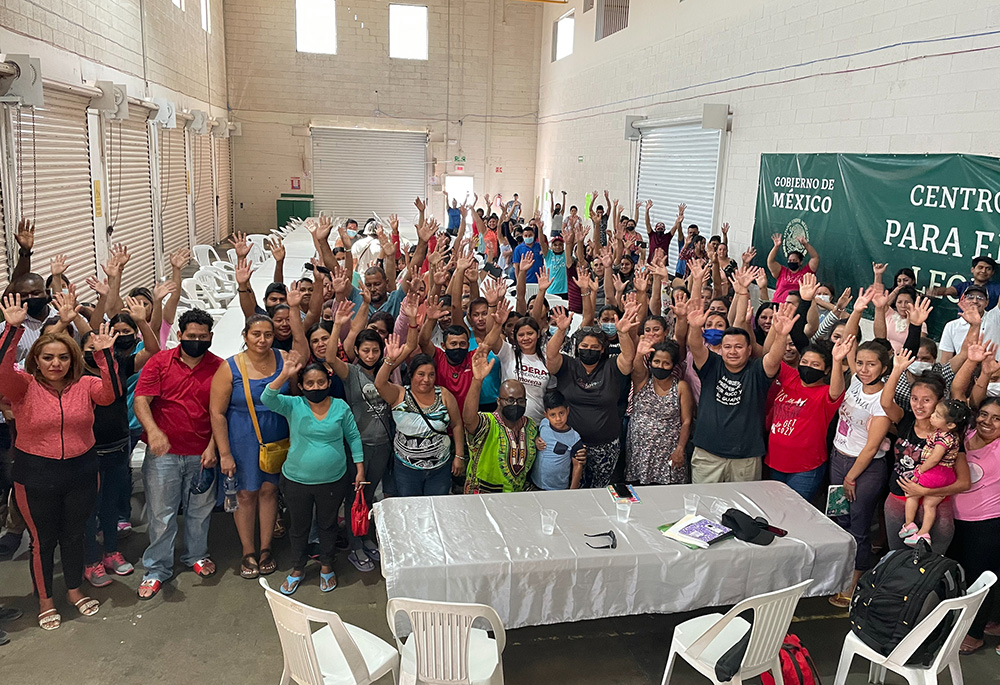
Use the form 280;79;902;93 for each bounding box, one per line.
816;294;831;302
988;382;1000;398
908;361;933;375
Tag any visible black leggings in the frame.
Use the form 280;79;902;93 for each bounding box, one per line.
13;453;98;600
949;517;1000;640
280;475;350;571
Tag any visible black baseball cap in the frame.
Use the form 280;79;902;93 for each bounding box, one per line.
965;284;989;299
972;255;998;269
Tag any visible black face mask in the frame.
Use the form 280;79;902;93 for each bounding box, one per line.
302;388;328;404
180;340;211;358
501;403;526;422
787;261;801;272
114;334;136;351
25;296;50;318
577;348;602;366
83;351;96;368
358;357;383;372
445;348;468;366
798;365;826;385
650;367;673;380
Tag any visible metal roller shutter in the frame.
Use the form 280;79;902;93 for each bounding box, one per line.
13;89;97;285
215;136;232;239
159;126;190;258
312;128;427;225
636;122;722;267
192;133;214;245
105;105;155;293
0;169;8;291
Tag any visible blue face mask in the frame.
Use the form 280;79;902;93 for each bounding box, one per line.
347;229;358;239
600;322;617;336
703;328;725;346
548;325;558;337
523;235;535;245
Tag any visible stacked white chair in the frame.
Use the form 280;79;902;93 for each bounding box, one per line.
180;277;228;321
833;571;997;685
660;579;812;685
259;578;399;685
193;245;237;278
193;267;236;306
386;597;506;685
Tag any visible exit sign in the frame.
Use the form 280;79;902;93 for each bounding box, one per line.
453;154;466;162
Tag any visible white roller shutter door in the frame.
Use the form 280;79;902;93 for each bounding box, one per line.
215;136;232;239
159;126;190;258
312;128;427;224
105;106;155;293
13;89;97;285
0;165;8;291
636;122;722;267
192;133;214;245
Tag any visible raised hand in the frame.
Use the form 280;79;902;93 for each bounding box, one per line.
383;333;406;363
832;334;856;363
86;276;110;298
676;204;686;221
333;299;355;327
835;287;853;311
636;334;655;358
893;347;915;373
572;269;595;294
389;214;399;232
229;232;251;259
982;343;1000;379
1;294;26;328
91;322;120;352
958;296;981;326
771;233;783;247
633;266;650;295
798;272;819;301
425;296;448;321
471;345;495;381
330;265;349;295
111;243;132;269
154;280;177;301
537;266;552;292
265;236;285;261
493;296;512;326
872;262;888;279
282;350;304;379
124;294;147;321
772;301;800;336
854;285;876;311
872;285;899;310
54;289;78;324
50;254;69;278
910;294;934;326
755;267;769;290
967;333;988;364
414;197;426;213
517;250;535;275
286;281;305;309
687;305;708;330
101;257;121;280
14;218;35;251
551;305;572;331
742;246;756;266
235;258;253;287
721;222;730;237
169;248;190;270
730;266;755;295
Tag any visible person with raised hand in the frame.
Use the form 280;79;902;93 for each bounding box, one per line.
259;349;364;595
546;300;637;488
767;233;820;303
375;332;464;497
461;344;539;494
0;295;121;631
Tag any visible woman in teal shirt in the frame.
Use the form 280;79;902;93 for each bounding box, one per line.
261;351;364;595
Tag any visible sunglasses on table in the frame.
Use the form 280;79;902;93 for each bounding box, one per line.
585;530;617;550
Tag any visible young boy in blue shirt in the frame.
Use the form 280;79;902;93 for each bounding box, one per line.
530;390;586;490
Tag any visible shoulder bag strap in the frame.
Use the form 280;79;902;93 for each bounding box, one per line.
236;352;265;446
405;387;449;436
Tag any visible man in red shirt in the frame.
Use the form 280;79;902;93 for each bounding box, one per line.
133;309;223;599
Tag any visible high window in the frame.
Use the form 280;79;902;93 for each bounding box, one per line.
296;0;337;55
389;4;429;60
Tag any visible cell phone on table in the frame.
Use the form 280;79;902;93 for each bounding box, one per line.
612;483;631;499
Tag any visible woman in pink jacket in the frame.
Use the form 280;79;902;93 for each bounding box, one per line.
0;295;121;631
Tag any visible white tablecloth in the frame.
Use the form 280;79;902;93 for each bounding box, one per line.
373;482;856;629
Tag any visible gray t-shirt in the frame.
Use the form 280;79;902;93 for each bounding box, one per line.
343;364;394;446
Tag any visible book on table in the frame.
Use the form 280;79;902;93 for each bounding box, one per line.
660;514;733;549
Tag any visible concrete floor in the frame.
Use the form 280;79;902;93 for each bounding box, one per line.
1;508;998;685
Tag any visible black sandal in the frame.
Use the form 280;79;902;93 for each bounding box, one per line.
240;553;259;579
258;549;277;576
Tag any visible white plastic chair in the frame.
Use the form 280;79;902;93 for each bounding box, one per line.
247;233;270;264
386;597;505;685
660;579;812;685
180;278;227;319
834;571;997;685
259;578;399;685
193;268;235;305
193;245;237;277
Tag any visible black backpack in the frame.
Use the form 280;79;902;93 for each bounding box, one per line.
849;540;966;666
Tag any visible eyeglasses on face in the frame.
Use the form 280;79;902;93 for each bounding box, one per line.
584;530;617;549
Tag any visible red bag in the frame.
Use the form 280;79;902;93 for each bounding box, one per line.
760;634;822;685
351;489;370;537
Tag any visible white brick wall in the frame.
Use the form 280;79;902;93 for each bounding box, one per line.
224;0;542;233
534;0;1000;250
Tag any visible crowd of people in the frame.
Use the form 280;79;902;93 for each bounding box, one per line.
0;190;999;659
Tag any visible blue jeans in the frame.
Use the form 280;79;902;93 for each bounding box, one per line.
140;450;216;581
770;463;827;503
394;460;452;497
84;439;131;563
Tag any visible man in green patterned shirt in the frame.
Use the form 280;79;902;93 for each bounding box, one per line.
462;346;538;494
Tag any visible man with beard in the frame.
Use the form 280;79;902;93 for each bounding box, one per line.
645;201;685;267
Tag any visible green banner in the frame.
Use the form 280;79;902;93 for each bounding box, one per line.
753;153;1000;336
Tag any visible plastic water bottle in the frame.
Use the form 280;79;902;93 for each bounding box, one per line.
223;475;239;513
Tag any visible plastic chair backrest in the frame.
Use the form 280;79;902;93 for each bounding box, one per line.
687;579;812;674
192;245;220;268
227;248;239;265
181;278;221;308
386;597;506;684
885;570;997;669
259;577;372;685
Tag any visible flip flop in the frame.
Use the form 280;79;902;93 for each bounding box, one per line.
258;549;277;576
320;570;337;593
348;550;375;573
38;608;61;631
240;553;259;579
279;574;303;596
74;596;100;616
362;543;381;564
137;578;162;600
960;636;984;655
828;592;852;609
191;558;216;577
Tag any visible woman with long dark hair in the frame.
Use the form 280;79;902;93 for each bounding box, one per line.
497;316;549;422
